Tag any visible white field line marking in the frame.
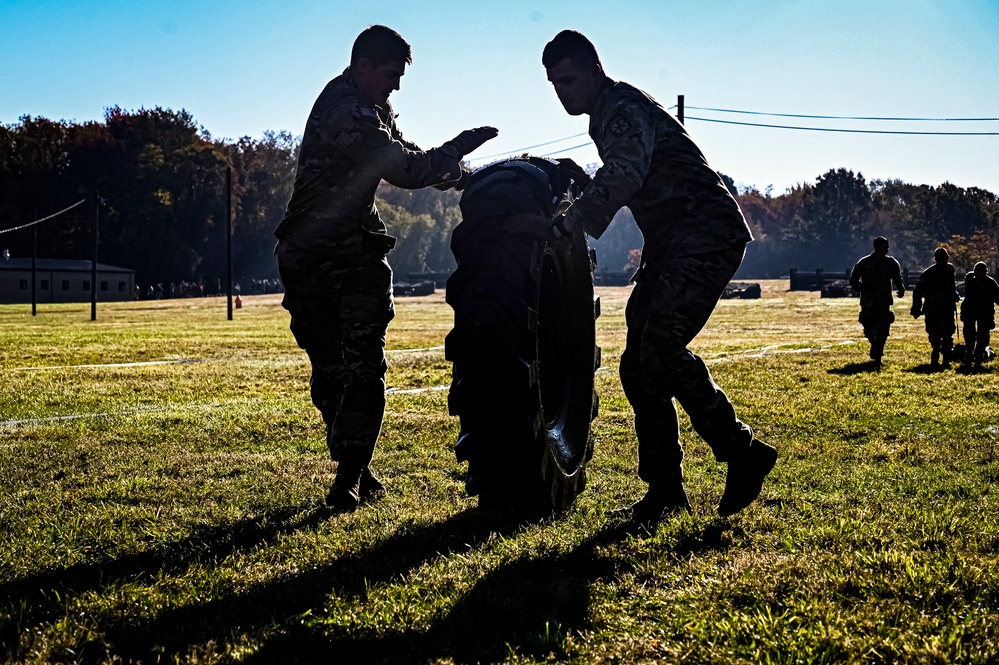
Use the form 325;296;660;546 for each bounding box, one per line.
0;385;450;430
7;358;216;372
5;347;443;373
704;340;858;364
387;346;445;354
2;341;860;429
386;384;449;395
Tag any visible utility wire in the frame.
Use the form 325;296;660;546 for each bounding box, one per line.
0;199;86;235
470;103;997;162
685;106;999;122
686;116;999;135
473;132;589;161
470;104;682;163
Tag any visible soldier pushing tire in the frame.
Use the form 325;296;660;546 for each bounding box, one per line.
445;157;600;513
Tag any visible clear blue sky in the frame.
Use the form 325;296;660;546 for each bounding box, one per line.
3;0;998;195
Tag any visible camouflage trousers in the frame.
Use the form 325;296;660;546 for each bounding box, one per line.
963;317;994;362
859;307;894;360
277;240;395;466
923;310;956;354
619;244;753;485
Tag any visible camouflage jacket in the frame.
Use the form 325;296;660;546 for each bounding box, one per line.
961;272;999;321
274;68;462;260
564;78;752;261
849;253;904;309
912;262;959;314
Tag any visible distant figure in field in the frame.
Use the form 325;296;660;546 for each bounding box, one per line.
849;236;904;368
273;25;497;511
959;261;999;370
910;247;960;368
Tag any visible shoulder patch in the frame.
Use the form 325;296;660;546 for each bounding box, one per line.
352;104;380;123
608;112;632;137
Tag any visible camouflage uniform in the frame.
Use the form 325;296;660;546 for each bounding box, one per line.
564;78;754;485
275;68;462;466
849;253;904;362
960;270;999;364
911;262;959;362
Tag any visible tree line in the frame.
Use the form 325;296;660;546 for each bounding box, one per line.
2;108;997;289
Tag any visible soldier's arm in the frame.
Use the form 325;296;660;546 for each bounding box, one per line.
337;106;462;189
892;260;905;296
849;261;863;292
563;102;654;239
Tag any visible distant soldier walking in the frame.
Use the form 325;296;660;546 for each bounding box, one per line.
850;236;904;368
910;247;960;367
959;262;999;370
506;30;777;524
275;25;497;510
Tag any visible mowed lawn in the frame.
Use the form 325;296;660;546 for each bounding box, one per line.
2;282;998;664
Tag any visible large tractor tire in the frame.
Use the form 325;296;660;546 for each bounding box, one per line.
445;157;600;513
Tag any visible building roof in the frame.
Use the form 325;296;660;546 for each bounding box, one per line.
0;258;134;273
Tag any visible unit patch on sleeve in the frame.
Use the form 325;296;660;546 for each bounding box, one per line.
608;112;632;137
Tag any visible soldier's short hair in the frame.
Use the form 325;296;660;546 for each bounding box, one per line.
974;261;988;274
542;30;602;70
351;25;412;67
934;246;949;260
873;236;889;250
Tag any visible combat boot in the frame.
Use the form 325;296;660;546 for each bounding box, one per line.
359;467;387;503
718;439;778;517
611;482;691;527
931;349;940;366
325;461;364;511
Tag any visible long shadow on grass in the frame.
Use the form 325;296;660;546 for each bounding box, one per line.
828;361;880;375
240;518;742;664
90;506;538;663
92;513;738;664
0;500;324;658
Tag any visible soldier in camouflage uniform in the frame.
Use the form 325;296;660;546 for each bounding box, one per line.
506;30;777;524
959;262;999;370
275;25;497;511
910;247;960;367
849;237;905;368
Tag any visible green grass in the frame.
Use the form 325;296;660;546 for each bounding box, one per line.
2;283;998;664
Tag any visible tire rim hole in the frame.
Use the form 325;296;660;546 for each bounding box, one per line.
539;252;570;429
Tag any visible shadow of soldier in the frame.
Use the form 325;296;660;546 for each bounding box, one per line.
0;500;323;658
93;506;539;663
828;361;882;375
238;519;743;665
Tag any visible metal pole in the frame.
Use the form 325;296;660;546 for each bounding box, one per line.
226;166;233;321
91;192;99;321
677;94;684;125
31;221;37;316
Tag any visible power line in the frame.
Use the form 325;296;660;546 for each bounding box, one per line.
473;132;589;161
685;105;999;122
686;116;999;135
470;104;682;163
0;199;87;235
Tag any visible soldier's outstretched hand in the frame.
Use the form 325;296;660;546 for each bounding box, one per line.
441;127;499;159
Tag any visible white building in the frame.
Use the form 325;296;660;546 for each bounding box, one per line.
0;255;135;304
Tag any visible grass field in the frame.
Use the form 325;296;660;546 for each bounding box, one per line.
2;282;998;664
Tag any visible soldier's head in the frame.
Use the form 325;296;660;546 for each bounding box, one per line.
350;25;412;107
934;247;949;265
974;261;988;275
543;30;606;116
873;236;889;257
